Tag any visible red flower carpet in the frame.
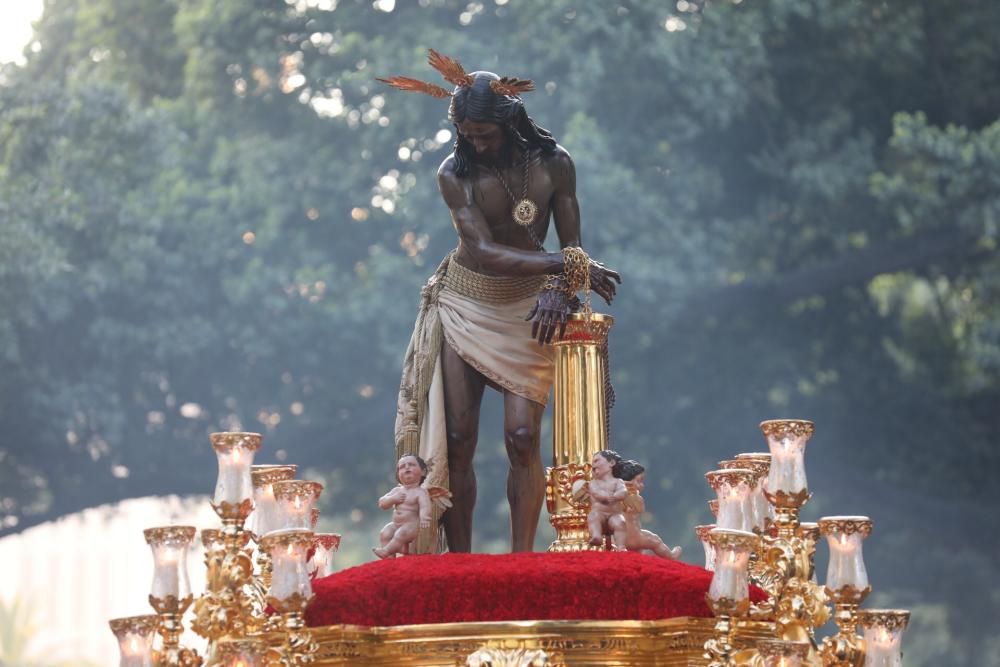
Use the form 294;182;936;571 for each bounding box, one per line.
306;551;767;627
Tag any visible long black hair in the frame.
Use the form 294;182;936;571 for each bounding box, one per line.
615;460;645;482
448;71;557;177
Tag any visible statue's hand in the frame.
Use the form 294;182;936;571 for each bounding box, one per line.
526;277;573;344
588;260;621;305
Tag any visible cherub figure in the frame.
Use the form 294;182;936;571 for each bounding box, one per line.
616;459;682;560
585;450;628;548
374;455;453;559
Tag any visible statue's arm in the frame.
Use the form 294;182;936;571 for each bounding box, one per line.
378;486;404;509
611;479;629;501
438;159;563;277
417;489;432;528
550;146;582;248
548;146;621;305
589;483;611;503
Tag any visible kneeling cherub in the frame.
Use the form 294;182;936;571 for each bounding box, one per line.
374;454;450;559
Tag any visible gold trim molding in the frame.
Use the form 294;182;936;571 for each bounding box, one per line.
303;617;775;666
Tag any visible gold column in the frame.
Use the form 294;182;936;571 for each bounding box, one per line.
546;312;613;552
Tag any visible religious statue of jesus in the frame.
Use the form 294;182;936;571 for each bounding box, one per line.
381;51;620;553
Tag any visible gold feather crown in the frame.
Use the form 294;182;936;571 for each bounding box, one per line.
377;49;535;99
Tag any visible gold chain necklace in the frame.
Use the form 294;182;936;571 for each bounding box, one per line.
489;151;538;229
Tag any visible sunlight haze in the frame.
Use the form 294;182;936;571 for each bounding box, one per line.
0;0;43;64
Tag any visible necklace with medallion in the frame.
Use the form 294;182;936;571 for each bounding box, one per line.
489;151;544;249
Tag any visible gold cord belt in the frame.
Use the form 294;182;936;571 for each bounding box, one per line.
442;259;545;304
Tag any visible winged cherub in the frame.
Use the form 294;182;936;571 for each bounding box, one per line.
374;455;451;559
617;460;682;560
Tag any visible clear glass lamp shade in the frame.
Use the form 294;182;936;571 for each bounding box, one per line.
143;526;195;602
706;528;757;605
819;516;872;593
260;530;314;604
214;445;256;505
109;615;158;667
271;480;324;533
735;453;773;528
706;470;755;532
759;420;814;496
757;639;810;667
695;524;717;571
858;609;910;667
310;533;342;578
215;638;270;667
766;433;808;495
249;464;297;539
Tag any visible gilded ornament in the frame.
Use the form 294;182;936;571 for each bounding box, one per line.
212;497;254;522
465;647;551;667
759;419;815;440
720;458;769;480
763;487;811;509
513;198;539;227
252;464;298;488
109;614;159;636
817;516;873;538
857;609;910;633
144;525;197;545
824;584;872;605
210;431;263;453
705;468;756;492
149;594;194;615
757;638;810;658
272;480;324;503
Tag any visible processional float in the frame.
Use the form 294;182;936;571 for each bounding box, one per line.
108;309;910;666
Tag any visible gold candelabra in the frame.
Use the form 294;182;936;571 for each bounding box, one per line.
701;419;911;666
109;432;339;667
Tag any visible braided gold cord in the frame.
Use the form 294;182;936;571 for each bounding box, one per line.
443;260;545;303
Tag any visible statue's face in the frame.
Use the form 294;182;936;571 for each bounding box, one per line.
397;456;423;485
591;452;613;478
456;119;505;158
633;472;645;492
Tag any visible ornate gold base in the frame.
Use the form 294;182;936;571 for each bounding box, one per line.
301;617;776;666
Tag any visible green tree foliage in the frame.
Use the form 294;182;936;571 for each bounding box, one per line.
1;1;997;662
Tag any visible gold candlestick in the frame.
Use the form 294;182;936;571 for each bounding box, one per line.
704;529;759;667
750;420;829;654
144;526;201;667
260;531;319;665
192;432;263;642
546;312;613;552
818;517;873;666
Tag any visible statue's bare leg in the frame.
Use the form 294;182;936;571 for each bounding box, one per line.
609;515;627;550
503;390;545;552
587;513;605;546
441;341;486;552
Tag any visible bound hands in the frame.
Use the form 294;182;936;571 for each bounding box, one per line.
588;260;621;305
526;260;621;344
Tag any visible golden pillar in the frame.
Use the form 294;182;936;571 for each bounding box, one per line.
546;312;613;551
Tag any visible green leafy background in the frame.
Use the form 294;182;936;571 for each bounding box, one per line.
1;1;998;663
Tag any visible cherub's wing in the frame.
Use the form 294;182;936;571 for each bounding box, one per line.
622;492;644;514
427;485;453;510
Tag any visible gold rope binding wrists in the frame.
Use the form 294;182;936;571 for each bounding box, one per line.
562;246;592;319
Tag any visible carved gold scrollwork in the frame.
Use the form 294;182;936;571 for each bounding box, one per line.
465;647;552;667
553;462;591;510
